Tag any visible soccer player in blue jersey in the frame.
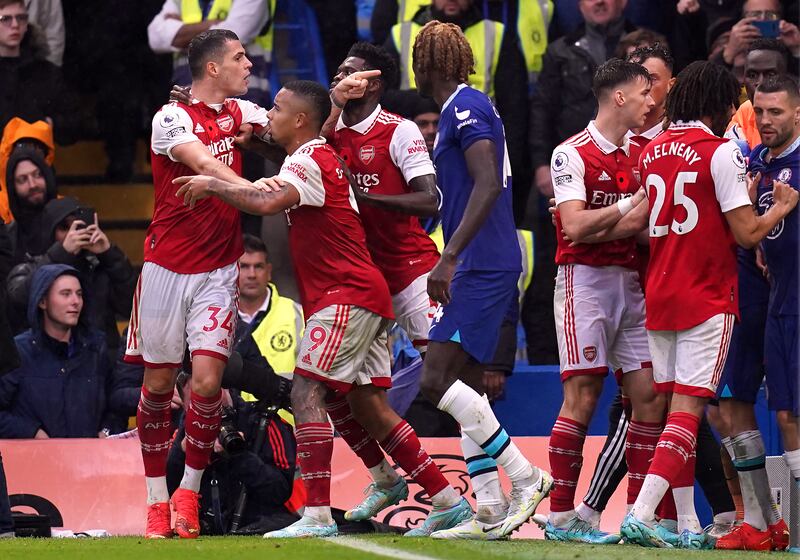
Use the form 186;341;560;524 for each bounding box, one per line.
750;75;800;554
409;21;552;540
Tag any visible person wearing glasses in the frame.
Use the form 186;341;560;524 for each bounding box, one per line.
711;0;800;69
0;0;77;143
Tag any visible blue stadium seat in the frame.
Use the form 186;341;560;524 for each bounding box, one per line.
269;0;329;98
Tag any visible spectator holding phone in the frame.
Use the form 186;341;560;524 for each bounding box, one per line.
6;197;137;356
712;0;800;68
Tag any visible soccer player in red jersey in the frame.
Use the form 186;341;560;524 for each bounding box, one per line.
175;80;473;538
621;61;799;549
124;29;278;539
546;59;665;544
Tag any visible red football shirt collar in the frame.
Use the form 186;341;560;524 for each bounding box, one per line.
335;104;382;134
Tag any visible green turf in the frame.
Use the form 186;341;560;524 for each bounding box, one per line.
0;534;787;560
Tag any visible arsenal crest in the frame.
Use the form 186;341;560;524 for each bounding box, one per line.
583;346;597;362
217;114;234;133
359;145;375;165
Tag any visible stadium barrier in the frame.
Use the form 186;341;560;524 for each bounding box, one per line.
1;436;624;536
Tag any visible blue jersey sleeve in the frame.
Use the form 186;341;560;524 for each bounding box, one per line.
454;94;496;152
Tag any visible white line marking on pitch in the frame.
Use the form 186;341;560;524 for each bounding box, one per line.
328;536;442;560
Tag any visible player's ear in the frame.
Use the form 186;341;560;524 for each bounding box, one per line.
614;88;625;107
206;60;218;78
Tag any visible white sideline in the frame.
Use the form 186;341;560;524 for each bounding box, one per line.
328;536;442;560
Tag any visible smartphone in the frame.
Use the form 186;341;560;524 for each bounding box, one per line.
72;206;95;229
752;19;780;39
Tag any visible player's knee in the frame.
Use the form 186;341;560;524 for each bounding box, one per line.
143;370;176;394
190;372;223;397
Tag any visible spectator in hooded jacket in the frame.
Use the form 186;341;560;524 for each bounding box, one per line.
6;197;137;353
3;144;56;265
0;264;114;438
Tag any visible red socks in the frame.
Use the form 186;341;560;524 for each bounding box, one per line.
137;387;173;477
381;421;448;497
649;412;700;484
184;390;222;470
548;416;587;512
296;422;334;507
626;420;661;505
326;394;385;469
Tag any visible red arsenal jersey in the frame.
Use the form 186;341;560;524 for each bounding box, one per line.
640;121;752;330
551;121;643;269
148;99;268;274
278;137;394;320
331;105;440;294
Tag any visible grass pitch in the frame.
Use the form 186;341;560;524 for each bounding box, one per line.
0;534;786;560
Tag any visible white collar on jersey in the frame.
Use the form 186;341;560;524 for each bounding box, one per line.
335;103;382;133
441;83;469;112
587;121;631;156
293;137;327;153
775;134;800;160
669;120;713;135
626;120;663;141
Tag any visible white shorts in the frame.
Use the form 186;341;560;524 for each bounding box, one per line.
392;273;436;351
648;313;734;399
125;261;239;368
294;304;391;393
554;264;651;383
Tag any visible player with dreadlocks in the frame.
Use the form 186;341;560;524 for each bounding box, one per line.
409;20;552;540
621;61;799;548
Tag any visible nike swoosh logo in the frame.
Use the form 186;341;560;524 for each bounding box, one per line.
455;107;470;120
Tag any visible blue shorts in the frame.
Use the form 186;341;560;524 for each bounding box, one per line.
428;270;519;364
764;313;799;415
716;303;767;402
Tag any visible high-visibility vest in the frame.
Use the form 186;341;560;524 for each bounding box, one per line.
517;0;552;82
391;19;503;98
429;225;533;300
397;0;429;22
249;283;304;378
181;0;275;56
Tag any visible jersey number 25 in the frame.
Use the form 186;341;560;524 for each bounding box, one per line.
647;172;699;237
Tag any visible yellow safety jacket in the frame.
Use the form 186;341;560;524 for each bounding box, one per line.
180;0;275;60
517;0;552;81
391;19;503;98
249;283;304;378
397;0;429;22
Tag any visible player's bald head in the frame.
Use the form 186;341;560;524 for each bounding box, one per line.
281;80;332;132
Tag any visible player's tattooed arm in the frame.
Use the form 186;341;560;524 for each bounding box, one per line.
234;123;287;164
171;141;252;187
173;175;300;215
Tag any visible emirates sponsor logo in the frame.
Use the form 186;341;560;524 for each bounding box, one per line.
359;145;375;165
217;114;234;133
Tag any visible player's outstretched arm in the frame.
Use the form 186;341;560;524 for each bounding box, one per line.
171;141;253;187
724;180;799;248
174;175;300;216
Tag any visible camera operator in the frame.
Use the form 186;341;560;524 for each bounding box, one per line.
166;379;298;535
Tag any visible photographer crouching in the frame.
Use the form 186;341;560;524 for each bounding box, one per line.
166;351;299;535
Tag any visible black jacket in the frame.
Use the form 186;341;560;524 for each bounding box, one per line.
0;264;113;438
0;35;79;145
529;20;637;169
0;227;19;376
6;197;137;350
3;146;58;265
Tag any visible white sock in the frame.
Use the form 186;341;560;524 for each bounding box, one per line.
630;474;669;523
576;502;601;528
549;509;576;527
430;485;460;509
304;506;333;524
784;449;800;480
145;476;169;505
179;465;204;493
368;459;402;488
438;380;533;482
673;486;702;534
460;428;506;511
731;430;771;530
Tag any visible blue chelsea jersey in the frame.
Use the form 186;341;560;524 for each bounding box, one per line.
750;136;800;316
432;85;521;272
